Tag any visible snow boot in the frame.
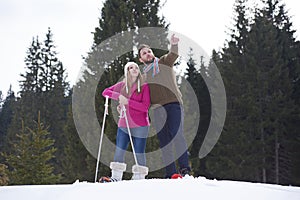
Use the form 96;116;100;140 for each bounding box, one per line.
131;165;149;180
99;176;118;183
179;167;191;177
110;162;127;181
171;173;183;179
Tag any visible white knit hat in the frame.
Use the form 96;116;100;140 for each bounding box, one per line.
124;62;141;94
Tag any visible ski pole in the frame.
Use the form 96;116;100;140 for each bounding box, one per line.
94;96;109;182
121;105;139;166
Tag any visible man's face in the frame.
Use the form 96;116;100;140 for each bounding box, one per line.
139;47;155;63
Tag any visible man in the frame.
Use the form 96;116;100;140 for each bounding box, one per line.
138;34;191;178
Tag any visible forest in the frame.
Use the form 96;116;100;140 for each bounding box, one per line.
0;0;299;186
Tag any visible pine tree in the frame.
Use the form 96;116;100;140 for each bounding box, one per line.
260;0;300;185
0;91;3;109
6;28;69;180
3;112;61;185
69;0;169;180
205;0;260;182
39;28;70;175
0;163;9;186
182;49;211;177
62;105;94;182
0;86;16;151
243;12;288;183
206;0;300;185
266;0;300;185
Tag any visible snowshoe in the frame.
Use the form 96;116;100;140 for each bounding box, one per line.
179;168;191;177
171;173;183;179
99;176;118;183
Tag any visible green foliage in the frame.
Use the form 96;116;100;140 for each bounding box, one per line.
205;0;300;185
61;105;95;182
0;86;15;150
2;113;61;185
5;28;70;180
1;0;298;186
181;49;211;177
0;163;9;186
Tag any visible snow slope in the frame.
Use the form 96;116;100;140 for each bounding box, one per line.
0;176;300;200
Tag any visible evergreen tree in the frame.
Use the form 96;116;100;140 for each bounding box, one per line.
206;0;300;185
6;28;69;180
39;28;70;175
69;0;168;181
0;86;16;151
0;163;9;186
61;105;94;182
2;113;61;185
259;0;300;185
244;12;283;183
206;0;260;182
182;49;211;177
0;91;2;109
265;0;300;185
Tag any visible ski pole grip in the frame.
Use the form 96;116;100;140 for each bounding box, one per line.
104;96;109;105
104;96;109;115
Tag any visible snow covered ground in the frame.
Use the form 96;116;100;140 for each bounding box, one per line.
0;176;300;200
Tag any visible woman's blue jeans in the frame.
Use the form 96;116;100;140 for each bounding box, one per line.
114;126;149;166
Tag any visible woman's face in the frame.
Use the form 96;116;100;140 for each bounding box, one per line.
128;64;140;78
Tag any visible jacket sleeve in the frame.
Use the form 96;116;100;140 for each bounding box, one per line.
102;82;123;100
160;44;179;67
128;84;150;112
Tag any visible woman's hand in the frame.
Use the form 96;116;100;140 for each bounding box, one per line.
117;104;121;114
118;95;128;105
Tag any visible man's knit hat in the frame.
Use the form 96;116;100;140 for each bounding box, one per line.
124;62;141;94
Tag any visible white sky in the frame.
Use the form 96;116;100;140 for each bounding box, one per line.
0;0;299;97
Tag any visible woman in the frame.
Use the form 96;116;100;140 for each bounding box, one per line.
100;62;150;182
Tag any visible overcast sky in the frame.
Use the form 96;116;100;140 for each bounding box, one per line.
0;0;299;97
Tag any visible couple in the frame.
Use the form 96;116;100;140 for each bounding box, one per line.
100;34;191;182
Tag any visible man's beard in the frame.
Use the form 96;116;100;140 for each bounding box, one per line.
144;57;154;65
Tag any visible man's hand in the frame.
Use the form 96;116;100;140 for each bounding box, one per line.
170;34;179;45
